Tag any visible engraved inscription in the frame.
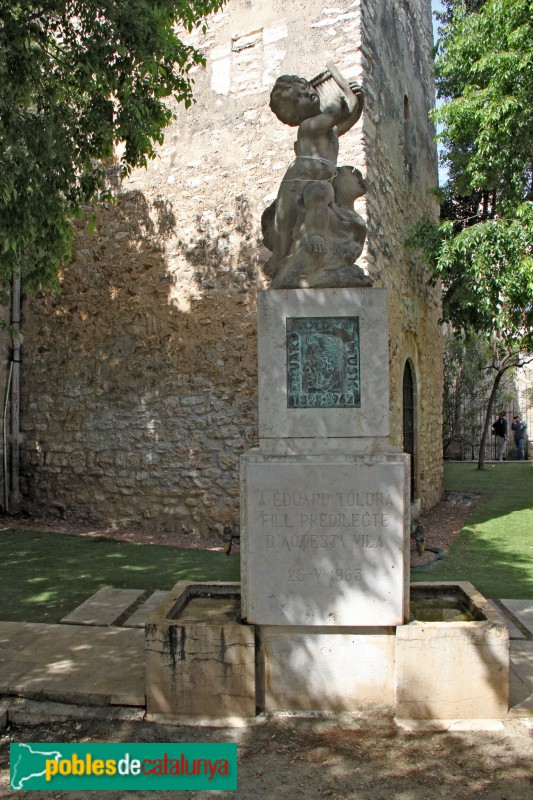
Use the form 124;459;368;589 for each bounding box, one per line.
288;568;363;583
286;317;360;408
266;532;386;550
245;461;405;625
256;488;396;589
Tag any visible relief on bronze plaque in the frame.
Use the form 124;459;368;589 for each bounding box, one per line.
286;317;361;408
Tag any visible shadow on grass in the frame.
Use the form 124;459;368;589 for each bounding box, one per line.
0;529;240;623
415;530;533;599
443;461;532;517
413;463;533;599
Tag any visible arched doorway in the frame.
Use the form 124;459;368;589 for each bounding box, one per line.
403;361;416;501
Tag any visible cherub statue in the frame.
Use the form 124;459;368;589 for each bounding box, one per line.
261;65;372;289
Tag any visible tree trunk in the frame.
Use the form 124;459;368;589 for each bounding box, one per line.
477;358;513;470
9;270;22;511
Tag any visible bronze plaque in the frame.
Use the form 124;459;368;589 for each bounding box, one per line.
286;317;360;408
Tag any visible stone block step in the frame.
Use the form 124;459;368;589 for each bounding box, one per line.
500;600;533;637
509;640;533;715
0;621;145;707
61;588;144;627
487;600;525;639
122;591;169;628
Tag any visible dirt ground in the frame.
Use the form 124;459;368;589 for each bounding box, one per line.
0;489;479;559
1;713;533;799
4;492;532;798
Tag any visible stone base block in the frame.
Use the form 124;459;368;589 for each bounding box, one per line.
241;451;409;626
145;582;256;718
144;581;509;722
258;626;396;712
257;288;389;439
396;582;509;720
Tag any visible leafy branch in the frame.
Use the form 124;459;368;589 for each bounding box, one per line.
0;0;227;292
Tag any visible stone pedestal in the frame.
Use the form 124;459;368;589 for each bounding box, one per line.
144;287;509;724
241;453;408;626
257;288;390;440
241;287;409;628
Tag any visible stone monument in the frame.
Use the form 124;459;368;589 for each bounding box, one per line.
145;63;509;723
241;65;410;634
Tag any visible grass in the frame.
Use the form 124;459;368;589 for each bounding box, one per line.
412;461;533;599
0;530;239;623
1;461;531;623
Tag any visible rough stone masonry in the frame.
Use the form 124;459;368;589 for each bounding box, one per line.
14;0;442;539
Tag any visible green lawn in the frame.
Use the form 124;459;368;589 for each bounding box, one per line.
1;461;531;623
412;462;533;599
0;530;239;623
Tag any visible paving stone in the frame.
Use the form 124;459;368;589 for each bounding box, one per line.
508;693;533;716
509;641;533;715
0;621;145;707
122;590;169;627
509;641;533;686
60;588;144;626
110;691;146;707
487;600;525;639
4;697;145;725
500;600;533;636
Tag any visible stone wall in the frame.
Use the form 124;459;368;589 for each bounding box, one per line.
17;0;442;537
359;0;443;506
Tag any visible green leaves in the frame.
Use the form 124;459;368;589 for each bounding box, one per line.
0;0;226;291
433;0;533;208
410;202;532;347
407;0;533;355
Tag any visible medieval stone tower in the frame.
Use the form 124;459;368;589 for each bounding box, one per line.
14;0;442;536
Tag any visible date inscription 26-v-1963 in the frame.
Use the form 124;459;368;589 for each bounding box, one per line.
286;316;360;409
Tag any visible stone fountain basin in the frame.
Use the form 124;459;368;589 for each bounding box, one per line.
397;581;509;721
145;582;255;719
410;581;488;621
145;580;509;722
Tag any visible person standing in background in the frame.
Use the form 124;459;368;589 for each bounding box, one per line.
492;411;508;461
511;415;527;460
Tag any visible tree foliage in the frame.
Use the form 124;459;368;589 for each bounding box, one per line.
434;0;487;26
0;0;225;293
434;0;532;207
407;202;533;349
442;328;515;458
408;0;533;346
408;0;533;466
